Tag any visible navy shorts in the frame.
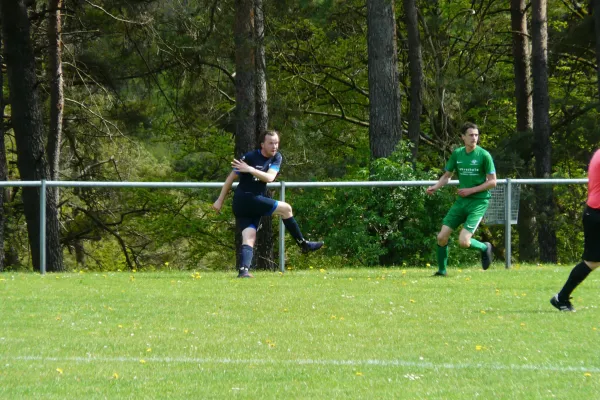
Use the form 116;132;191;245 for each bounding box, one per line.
583;205;600;262
232;192;279;231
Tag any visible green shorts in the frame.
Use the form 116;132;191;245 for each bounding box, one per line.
442;197;489;233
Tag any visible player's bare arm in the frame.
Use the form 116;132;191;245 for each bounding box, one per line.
231;158;278;183
212;170;238;213
457;173;497;198
427;171;453;195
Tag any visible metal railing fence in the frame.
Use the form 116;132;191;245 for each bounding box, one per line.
0;178;587;273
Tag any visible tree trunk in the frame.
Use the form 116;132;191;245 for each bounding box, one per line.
511;0;537;262
234;0;256;270
531;0;557;263
511;0;533;135
594;0;600;101
366;0;402;159
0;29;7;271
234;0;256;158
4;188;20;268
404;0;423;163
74;240;86;267
253;0;275;270
47;0;64;205
0;0;64;272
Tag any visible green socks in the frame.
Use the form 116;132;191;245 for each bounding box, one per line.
437;245;448;274
469;238;488;252
437;240;486;274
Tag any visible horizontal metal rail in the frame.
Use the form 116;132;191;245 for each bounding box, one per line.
0;179;587;273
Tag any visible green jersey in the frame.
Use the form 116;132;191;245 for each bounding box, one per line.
445;146;495;199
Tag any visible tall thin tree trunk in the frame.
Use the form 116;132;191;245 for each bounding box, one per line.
47;0;64;205
404;0;423;163
511;0;537;262
531;0;557;263
594;0;600;101
0;0;64;272
254;0;275;270
234;0;256;270
0;28;7;271
366;0;402;159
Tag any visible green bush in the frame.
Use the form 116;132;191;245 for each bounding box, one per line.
290;145;463;266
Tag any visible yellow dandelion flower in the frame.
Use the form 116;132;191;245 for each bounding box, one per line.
593;327;597;331
349;278;353;281
283;308;288;312
184;329;189;334
132;269;137;273
140;359;146;364
475;345;482;351
520;323;526;326
268;343;276;348
409;299;415;303
355;372;363;376
319;268;326;273
146;348;152;352
55;315;61;321
584;372;592;377
112;372;119;379
331;315;337;319
164;262;169;267
402;270;406;275
118;325;123;328
56;368;63;374
426;263;431;267
465;277;471;281
480;310;486;314
458;269;463;272
79;270;84;274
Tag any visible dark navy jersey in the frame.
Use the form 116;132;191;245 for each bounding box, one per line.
235;150;282;196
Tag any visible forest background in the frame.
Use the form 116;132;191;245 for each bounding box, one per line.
0;0;598;273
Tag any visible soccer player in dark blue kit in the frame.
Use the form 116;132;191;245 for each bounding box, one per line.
213;130;323;278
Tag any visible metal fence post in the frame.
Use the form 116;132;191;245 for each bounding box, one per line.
40;179;47;274
279;181;286;272
504;178;512;269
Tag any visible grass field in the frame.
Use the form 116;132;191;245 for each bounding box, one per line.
1;263;600;399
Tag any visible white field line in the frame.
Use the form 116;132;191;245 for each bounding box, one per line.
3;355;600;373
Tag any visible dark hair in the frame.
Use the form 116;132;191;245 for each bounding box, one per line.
461;122;478;135
259;130;279;144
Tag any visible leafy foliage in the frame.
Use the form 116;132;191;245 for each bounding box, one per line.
291;144;455;266
1;0;598;270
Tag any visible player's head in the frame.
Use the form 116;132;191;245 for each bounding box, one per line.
460;122;479;149
259;130;280;157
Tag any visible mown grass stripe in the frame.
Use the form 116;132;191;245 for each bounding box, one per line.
5;355;600;373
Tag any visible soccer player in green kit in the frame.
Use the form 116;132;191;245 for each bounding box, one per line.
426;122;497;276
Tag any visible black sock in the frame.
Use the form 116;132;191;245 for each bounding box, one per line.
241;244;253;270
282;217;305;245
558;261;592;301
